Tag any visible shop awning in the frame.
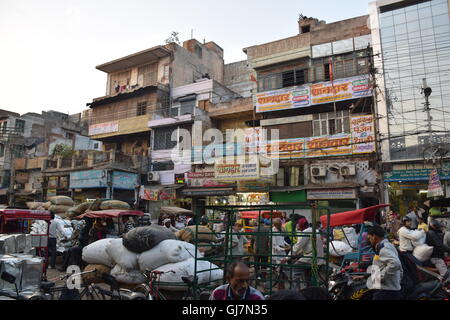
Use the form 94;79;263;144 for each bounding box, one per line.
0;209;52;221
180;187;235;197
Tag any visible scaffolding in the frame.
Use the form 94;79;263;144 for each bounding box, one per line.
190;203;332;299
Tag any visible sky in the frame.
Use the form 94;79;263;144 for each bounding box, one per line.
0;0;371;115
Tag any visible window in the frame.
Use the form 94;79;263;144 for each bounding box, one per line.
266;122;313;139
0;144;4;157
15;119;25;134
179;97;196;115
313;111;350;136
0;121;6;134
258;67;308;92
324;63;331;81
137;102;147;116
301;25;310;33
93;143;99;149
276;166;304;186
153;127;178;150
65;132;74;139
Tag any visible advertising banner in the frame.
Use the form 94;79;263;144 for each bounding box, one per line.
214;156;260;181
265;138;305;159
88;121;119;136
428;169;444;198
256;75;372;113
351;115;375;154
112;171;138;190
186;172;230;187
305;133;352;158
307;188;357;200
70;169;107;189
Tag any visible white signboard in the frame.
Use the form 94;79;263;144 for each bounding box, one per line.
88;121;119;136
307;188;357;200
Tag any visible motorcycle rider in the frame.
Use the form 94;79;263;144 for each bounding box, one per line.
398;216;425;257
426;220;450;281
366;225;403;300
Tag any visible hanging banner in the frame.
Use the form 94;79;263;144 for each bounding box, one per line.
351;115;375;154
88;121;119;136
428;169;444;198
215;155;260;181
256;75;372;113
141;189;159;201
305;134;352;158
186;172;230;188
158;189;176;201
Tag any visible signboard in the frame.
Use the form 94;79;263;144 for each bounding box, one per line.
70;169;108;189
112;171;138;190
186;172;230;187
141;189;159;201
266;138;305;159
237;180;270;192
256;75;372;113
305;133;352;158
48;177;58;189
214;156;260;181
351;115;375;154
158;189;176;201
428;169;444;198
307;188;357;200
384;165;450;182
88;121;119;136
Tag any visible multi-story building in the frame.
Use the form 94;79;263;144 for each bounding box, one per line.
241;15;379;216
369;0;450;214
1;110;98;206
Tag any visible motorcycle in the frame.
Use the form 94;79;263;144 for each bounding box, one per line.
328;264;450;300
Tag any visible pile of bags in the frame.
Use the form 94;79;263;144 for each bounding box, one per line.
329;227;358;257
411;230;433;263
47;196;74;217
31;216;73;252
81;225;223;289
66;200;130;219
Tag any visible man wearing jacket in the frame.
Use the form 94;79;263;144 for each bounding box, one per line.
398;216;425;253
426;220;450;280
366;225;403;300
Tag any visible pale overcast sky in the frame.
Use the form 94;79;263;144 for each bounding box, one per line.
0;0;370;115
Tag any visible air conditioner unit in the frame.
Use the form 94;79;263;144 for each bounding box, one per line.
310;165;326;177
147;172;160;182
340;164;356;176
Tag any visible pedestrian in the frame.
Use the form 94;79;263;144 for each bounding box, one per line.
426;220;450;280
88;218;107;244
253;218;271;278
271;218;290;264
122;215;136;234
417;217;428;232
229;222;249;258
209;261;264;300
48;213;64;269
284;214;302;245
163;218;179;233
366;225;403;300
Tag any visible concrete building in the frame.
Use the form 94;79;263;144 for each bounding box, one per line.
241;14;379;214
369;0;450;214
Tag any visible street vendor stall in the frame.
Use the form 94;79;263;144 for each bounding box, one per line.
0;209;52;279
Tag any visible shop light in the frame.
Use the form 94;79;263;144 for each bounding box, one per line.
419;190;428;194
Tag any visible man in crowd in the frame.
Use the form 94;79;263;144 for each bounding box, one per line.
253;218;271;278
406;207;419;229
398;216;425;256
426;220;450;281
366;225;403;300
209;262;264;300
271;218;290;265
163;218;179;233
229;222;249;258
48;213;65;269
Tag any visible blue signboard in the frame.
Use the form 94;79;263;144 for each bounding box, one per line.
383;165;450;182
70;169;108;189
112;171;138;190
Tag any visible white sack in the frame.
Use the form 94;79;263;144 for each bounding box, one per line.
413;244;434;262
329;240;353;257
110;264;145;285
105;239;139;271
137;239;203;272
342;227;358;249
82;239;114;267
412;230;426;247
153;258;223;291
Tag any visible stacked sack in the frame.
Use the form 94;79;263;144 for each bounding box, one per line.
329;227;358;257
81;225;223;289
47;196;74;218
26;202;46;210
175;225;219;256
66;200;130;219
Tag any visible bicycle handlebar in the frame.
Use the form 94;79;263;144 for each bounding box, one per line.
60;268;98;280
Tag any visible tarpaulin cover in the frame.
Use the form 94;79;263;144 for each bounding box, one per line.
0;209;52;221
76;209;144;219
320;204;390;228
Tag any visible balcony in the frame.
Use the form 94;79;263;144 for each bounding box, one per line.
89;114;152;139
207;97;256;119
41;150;143;173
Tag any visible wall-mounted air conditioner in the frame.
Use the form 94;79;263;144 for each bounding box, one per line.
310;165;326;177
147;172;160;182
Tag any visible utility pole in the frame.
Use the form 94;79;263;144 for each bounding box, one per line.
422;78;435;165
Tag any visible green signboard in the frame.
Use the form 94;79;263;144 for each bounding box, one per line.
384;165;450;182
270;190;307;203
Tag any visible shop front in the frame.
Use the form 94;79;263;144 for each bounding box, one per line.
383;163;450;215
307;188;358;215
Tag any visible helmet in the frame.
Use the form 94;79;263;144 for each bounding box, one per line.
429;219;443;229
402;216;412;223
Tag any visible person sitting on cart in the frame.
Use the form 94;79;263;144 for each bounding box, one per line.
121;215;136;234
88;218;107;244
210;262;264;300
